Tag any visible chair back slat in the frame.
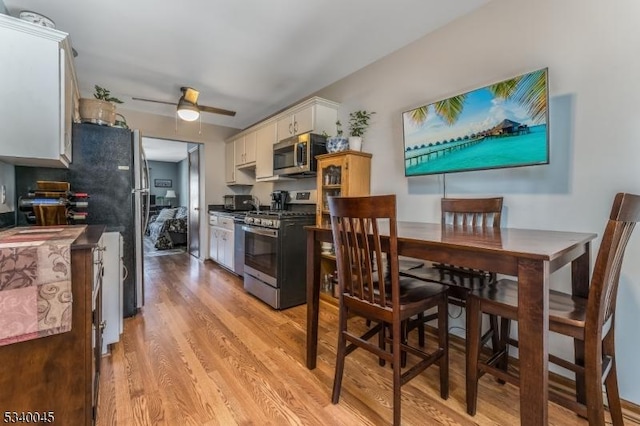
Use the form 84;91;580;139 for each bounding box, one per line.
329;195;398;311
441;197;503;228
588;193;640;337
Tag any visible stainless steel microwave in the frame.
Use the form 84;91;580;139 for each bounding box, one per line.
273;133;327;177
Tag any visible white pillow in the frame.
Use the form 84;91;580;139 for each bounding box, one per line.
156;208;177;221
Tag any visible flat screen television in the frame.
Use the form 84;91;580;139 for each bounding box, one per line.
402;68;549;176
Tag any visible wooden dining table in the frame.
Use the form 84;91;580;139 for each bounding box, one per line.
305;222;597;426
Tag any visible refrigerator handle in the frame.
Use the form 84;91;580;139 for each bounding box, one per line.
140;144;151;233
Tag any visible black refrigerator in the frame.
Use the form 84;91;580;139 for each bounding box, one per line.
69;123;149;317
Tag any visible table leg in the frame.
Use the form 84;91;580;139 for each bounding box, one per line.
517;258;549;425
306;229;321;369
571;243;590;405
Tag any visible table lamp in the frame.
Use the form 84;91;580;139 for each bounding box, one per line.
165;190;176;207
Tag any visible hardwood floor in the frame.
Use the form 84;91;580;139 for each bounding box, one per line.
97;253;637;425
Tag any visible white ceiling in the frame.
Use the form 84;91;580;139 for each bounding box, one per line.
142;137;189;162
4;0;490;130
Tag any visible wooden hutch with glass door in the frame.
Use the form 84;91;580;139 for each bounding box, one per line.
316;150;372;303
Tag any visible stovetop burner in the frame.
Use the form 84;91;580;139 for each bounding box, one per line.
248;210;315;218
244;210;315;228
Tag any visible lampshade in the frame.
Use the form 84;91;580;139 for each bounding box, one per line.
165;190;176;198
176;97;199;121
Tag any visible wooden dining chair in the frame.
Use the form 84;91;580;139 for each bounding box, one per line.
401;197;503;347
328;194;449;426
465;192;640;426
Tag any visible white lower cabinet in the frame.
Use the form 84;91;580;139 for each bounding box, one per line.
209;226;219;262
209;215;235;270
101;231;123;354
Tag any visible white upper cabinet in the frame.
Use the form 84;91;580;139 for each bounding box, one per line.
225;97;339;186
235;131;256;168
0;14;78;168
255;122;277;180
226;140;253;185
225;141;236;183
277;105;313;140
233;136;245;167
276;98;338;142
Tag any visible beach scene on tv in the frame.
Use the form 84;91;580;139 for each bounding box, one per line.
403;69;548;176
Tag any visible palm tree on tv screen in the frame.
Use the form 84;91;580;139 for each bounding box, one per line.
408;69;546;127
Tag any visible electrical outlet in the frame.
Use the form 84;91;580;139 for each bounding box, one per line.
0;185;5;204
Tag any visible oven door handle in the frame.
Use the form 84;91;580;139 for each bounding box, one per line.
243;226;278;238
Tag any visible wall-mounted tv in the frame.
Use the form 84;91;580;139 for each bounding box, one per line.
402;68;549;177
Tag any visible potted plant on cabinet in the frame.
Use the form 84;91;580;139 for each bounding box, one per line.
79;85;123;126
326;120;349;153
348;110;376;151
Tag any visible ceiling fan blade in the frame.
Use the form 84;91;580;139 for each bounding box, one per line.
132;97;177;106
199;105;237;117
133;94;237;117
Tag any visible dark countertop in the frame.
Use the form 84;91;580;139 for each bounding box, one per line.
71;224;106;249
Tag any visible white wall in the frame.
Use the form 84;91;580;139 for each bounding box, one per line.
178;157;189;207
314;0;640;403
0;160;15;214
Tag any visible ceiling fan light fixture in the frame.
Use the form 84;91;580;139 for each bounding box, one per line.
177;97;199;121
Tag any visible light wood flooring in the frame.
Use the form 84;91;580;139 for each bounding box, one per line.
96;253;638;425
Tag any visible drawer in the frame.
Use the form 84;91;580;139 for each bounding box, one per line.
219;217;234;228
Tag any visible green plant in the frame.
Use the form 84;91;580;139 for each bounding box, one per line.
348;110;376;137
94;85;123;104
335;120;344;137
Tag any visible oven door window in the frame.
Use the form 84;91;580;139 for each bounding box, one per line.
245;228;278;278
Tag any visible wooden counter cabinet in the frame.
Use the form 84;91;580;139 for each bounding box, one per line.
315;151;372;303
316;151;372;227
0;225;106;425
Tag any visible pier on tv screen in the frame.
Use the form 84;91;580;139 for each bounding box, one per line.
402;68;549;177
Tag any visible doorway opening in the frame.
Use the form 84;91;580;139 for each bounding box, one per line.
142;137;202;259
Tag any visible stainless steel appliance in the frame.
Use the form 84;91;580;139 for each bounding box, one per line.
242;190;316;309
273;132;327;177
13;124;149;317
223;194;253;211
233;219;245;276
270;190;289;210
71;124;149;317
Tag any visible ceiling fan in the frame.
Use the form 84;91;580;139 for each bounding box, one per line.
133;87;236;121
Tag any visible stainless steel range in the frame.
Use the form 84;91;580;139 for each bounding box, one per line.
242;191;316;309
